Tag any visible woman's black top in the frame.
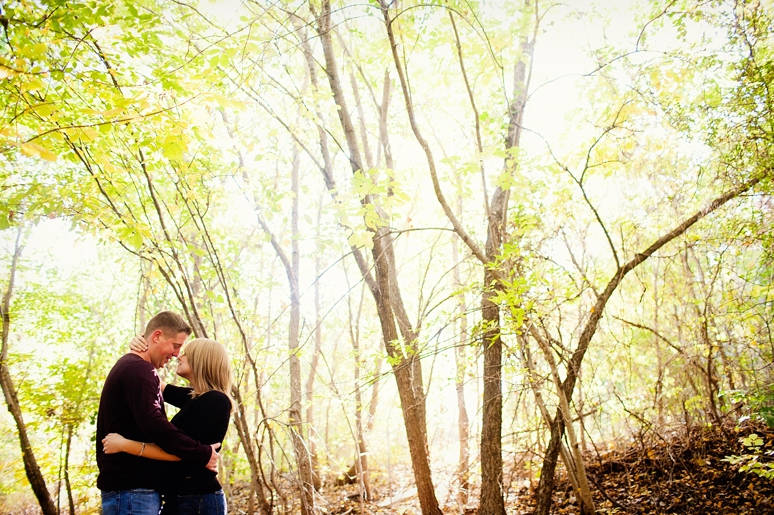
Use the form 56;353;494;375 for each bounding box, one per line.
160;384;231;495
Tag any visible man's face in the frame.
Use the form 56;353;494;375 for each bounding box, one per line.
149;330;188;369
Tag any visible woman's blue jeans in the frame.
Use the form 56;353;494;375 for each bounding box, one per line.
160;490;227;515
101;488;161;515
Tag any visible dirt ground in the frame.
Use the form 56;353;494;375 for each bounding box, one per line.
229;423;774;515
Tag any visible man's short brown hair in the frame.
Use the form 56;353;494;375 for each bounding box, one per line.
144;311;192;338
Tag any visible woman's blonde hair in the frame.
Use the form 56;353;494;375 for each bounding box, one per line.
183;338;234;412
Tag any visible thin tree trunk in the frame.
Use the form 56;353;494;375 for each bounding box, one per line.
315;2;441;512
233;387;272;515
0;227;57;515
531;327;595;515
65;425;75;515
480;257;506;515
353;349;371;501
340;272;371;499
681;247;723;425
366;343;384;433
286;147;316;515
654;262;665;427
207;109;277;515
452;236;470;508
336;343;384;483
518;335;584;505
305;194;325;491
250;145;313;512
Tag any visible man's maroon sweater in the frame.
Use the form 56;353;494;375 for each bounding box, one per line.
96;354;212;491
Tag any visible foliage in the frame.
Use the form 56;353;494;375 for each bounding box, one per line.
724;432;774;480
726;386;774;427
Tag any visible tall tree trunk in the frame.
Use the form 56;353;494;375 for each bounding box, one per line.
0;227;57;515
353;337;371;501
339;271;372;496
217;107;280;514
480;235;506;515
305;194;325;491
314;2;441;512
372;231;441;515
452;231;470;508
480;35;534;515
253;144;314;513
287;148;316;515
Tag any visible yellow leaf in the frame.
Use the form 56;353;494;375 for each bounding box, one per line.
229;98;246;109
210;93;230;109
100;107;124;117
38;146;58;162
20;142;57;161
80;127;99;142
20;142;39;158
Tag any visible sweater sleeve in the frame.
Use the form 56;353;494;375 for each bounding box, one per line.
122;361;212;466
163;384;193;409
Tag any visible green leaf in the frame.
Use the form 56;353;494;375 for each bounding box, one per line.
32;103;57;116
129;230;143;250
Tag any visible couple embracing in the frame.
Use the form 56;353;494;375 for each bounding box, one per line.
96;311;233;515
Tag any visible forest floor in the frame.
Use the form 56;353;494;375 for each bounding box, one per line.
229;422;774;515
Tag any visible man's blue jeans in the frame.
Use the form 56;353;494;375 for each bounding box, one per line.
101;488;161;515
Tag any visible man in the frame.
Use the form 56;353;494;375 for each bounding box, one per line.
96;311;219;515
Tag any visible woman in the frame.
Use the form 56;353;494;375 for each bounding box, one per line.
102;337;233;515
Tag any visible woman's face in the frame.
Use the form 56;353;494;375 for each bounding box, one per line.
176;353;192;381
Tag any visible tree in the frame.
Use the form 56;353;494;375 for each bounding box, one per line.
525;1;774;510
380;2;538;511
0;226;57;515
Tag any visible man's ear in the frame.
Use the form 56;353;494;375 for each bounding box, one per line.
150;329;163;344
